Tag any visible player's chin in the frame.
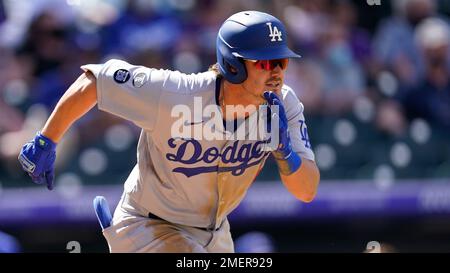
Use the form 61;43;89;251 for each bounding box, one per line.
264;84;282;94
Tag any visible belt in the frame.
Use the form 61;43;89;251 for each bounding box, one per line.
148;212;221;232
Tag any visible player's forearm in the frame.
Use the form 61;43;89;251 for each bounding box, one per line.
280;158;320;203
41;71;97;143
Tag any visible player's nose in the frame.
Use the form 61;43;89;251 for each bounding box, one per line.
270;65;283;76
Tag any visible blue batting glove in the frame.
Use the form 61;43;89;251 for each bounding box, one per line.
18;132;57;190
264;91;302;175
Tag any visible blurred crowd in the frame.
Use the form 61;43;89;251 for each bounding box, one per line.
0;0;449;187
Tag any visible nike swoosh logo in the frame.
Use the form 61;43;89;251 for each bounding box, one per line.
183;120;204;126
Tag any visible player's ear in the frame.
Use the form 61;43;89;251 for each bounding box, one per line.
226;59;243;75
228;65;238;74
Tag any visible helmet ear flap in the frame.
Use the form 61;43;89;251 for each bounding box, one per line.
216;37;248;84
223;56;247;84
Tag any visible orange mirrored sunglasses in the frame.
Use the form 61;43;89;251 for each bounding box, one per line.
247;58;289;71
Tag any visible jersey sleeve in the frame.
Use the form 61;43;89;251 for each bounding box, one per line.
81;59;168;131
281;85;315;162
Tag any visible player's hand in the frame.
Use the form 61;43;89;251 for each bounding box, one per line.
18;132;57;190
263;91;290;156
263;91;301;175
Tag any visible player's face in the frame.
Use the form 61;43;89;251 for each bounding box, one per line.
242;58;288;103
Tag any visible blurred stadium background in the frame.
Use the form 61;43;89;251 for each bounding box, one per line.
0;0;450;253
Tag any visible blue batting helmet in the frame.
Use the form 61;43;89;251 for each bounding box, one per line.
216;11;301;84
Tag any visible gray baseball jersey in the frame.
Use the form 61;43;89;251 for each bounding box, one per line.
82;59;314;230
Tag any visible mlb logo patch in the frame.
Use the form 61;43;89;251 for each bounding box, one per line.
113;69;131;84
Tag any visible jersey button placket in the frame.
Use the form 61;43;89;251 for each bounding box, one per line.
215;163;228;230
219;176;227;203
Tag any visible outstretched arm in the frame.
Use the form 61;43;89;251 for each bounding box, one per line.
42;71;97;143
18;71;97;190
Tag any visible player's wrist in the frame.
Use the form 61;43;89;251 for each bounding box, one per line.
35;131;57;151
272;142;302;175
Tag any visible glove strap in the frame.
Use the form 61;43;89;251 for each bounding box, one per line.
272;143;302;175
35;132;57;151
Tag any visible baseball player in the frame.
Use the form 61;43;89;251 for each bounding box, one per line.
18;11;320;253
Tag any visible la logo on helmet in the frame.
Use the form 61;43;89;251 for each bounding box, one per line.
266;22;282;42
